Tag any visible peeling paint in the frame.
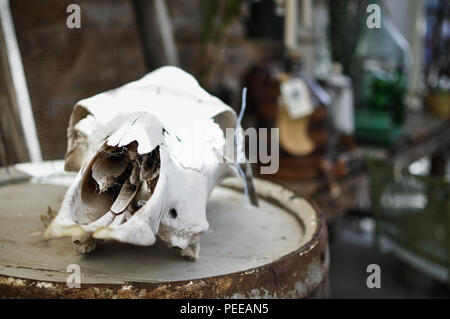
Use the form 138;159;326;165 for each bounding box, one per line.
36;281;53;289
0;277;25;288
120;285;133;291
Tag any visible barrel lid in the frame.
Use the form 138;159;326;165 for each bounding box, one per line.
0;161;328;298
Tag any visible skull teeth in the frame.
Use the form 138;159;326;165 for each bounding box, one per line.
80;143;161;228
110;179;138;214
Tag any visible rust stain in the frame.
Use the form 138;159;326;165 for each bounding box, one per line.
214;277;233;294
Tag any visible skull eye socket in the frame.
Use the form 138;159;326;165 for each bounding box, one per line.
169;209;177;219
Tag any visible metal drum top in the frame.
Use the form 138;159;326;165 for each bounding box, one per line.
0;161;329;298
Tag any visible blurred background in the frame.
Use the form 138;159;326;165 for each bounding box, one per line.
0;0;449;298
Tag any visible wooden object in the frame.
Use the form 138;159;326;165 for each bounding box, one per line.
277;106;315;156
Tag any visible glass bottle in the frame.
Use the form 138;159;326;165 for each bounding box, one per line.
353;0;412;126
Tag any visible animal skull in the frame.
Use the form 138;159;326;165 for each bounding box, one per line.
44;66;244;260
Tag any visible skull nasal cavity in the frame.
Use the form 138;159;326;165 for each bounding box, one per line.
169;209;177;219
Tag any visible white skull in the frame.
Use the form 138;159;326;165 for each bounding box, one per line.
44;66;243;260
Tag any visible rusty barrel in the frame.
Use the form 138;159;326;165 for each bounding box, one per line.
0;161;329;298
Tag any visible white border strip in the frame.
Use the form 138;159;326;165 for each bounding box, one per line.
0;0;42;162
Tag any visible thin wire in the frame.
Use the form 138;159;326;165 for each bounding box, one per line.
235;87;249;201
